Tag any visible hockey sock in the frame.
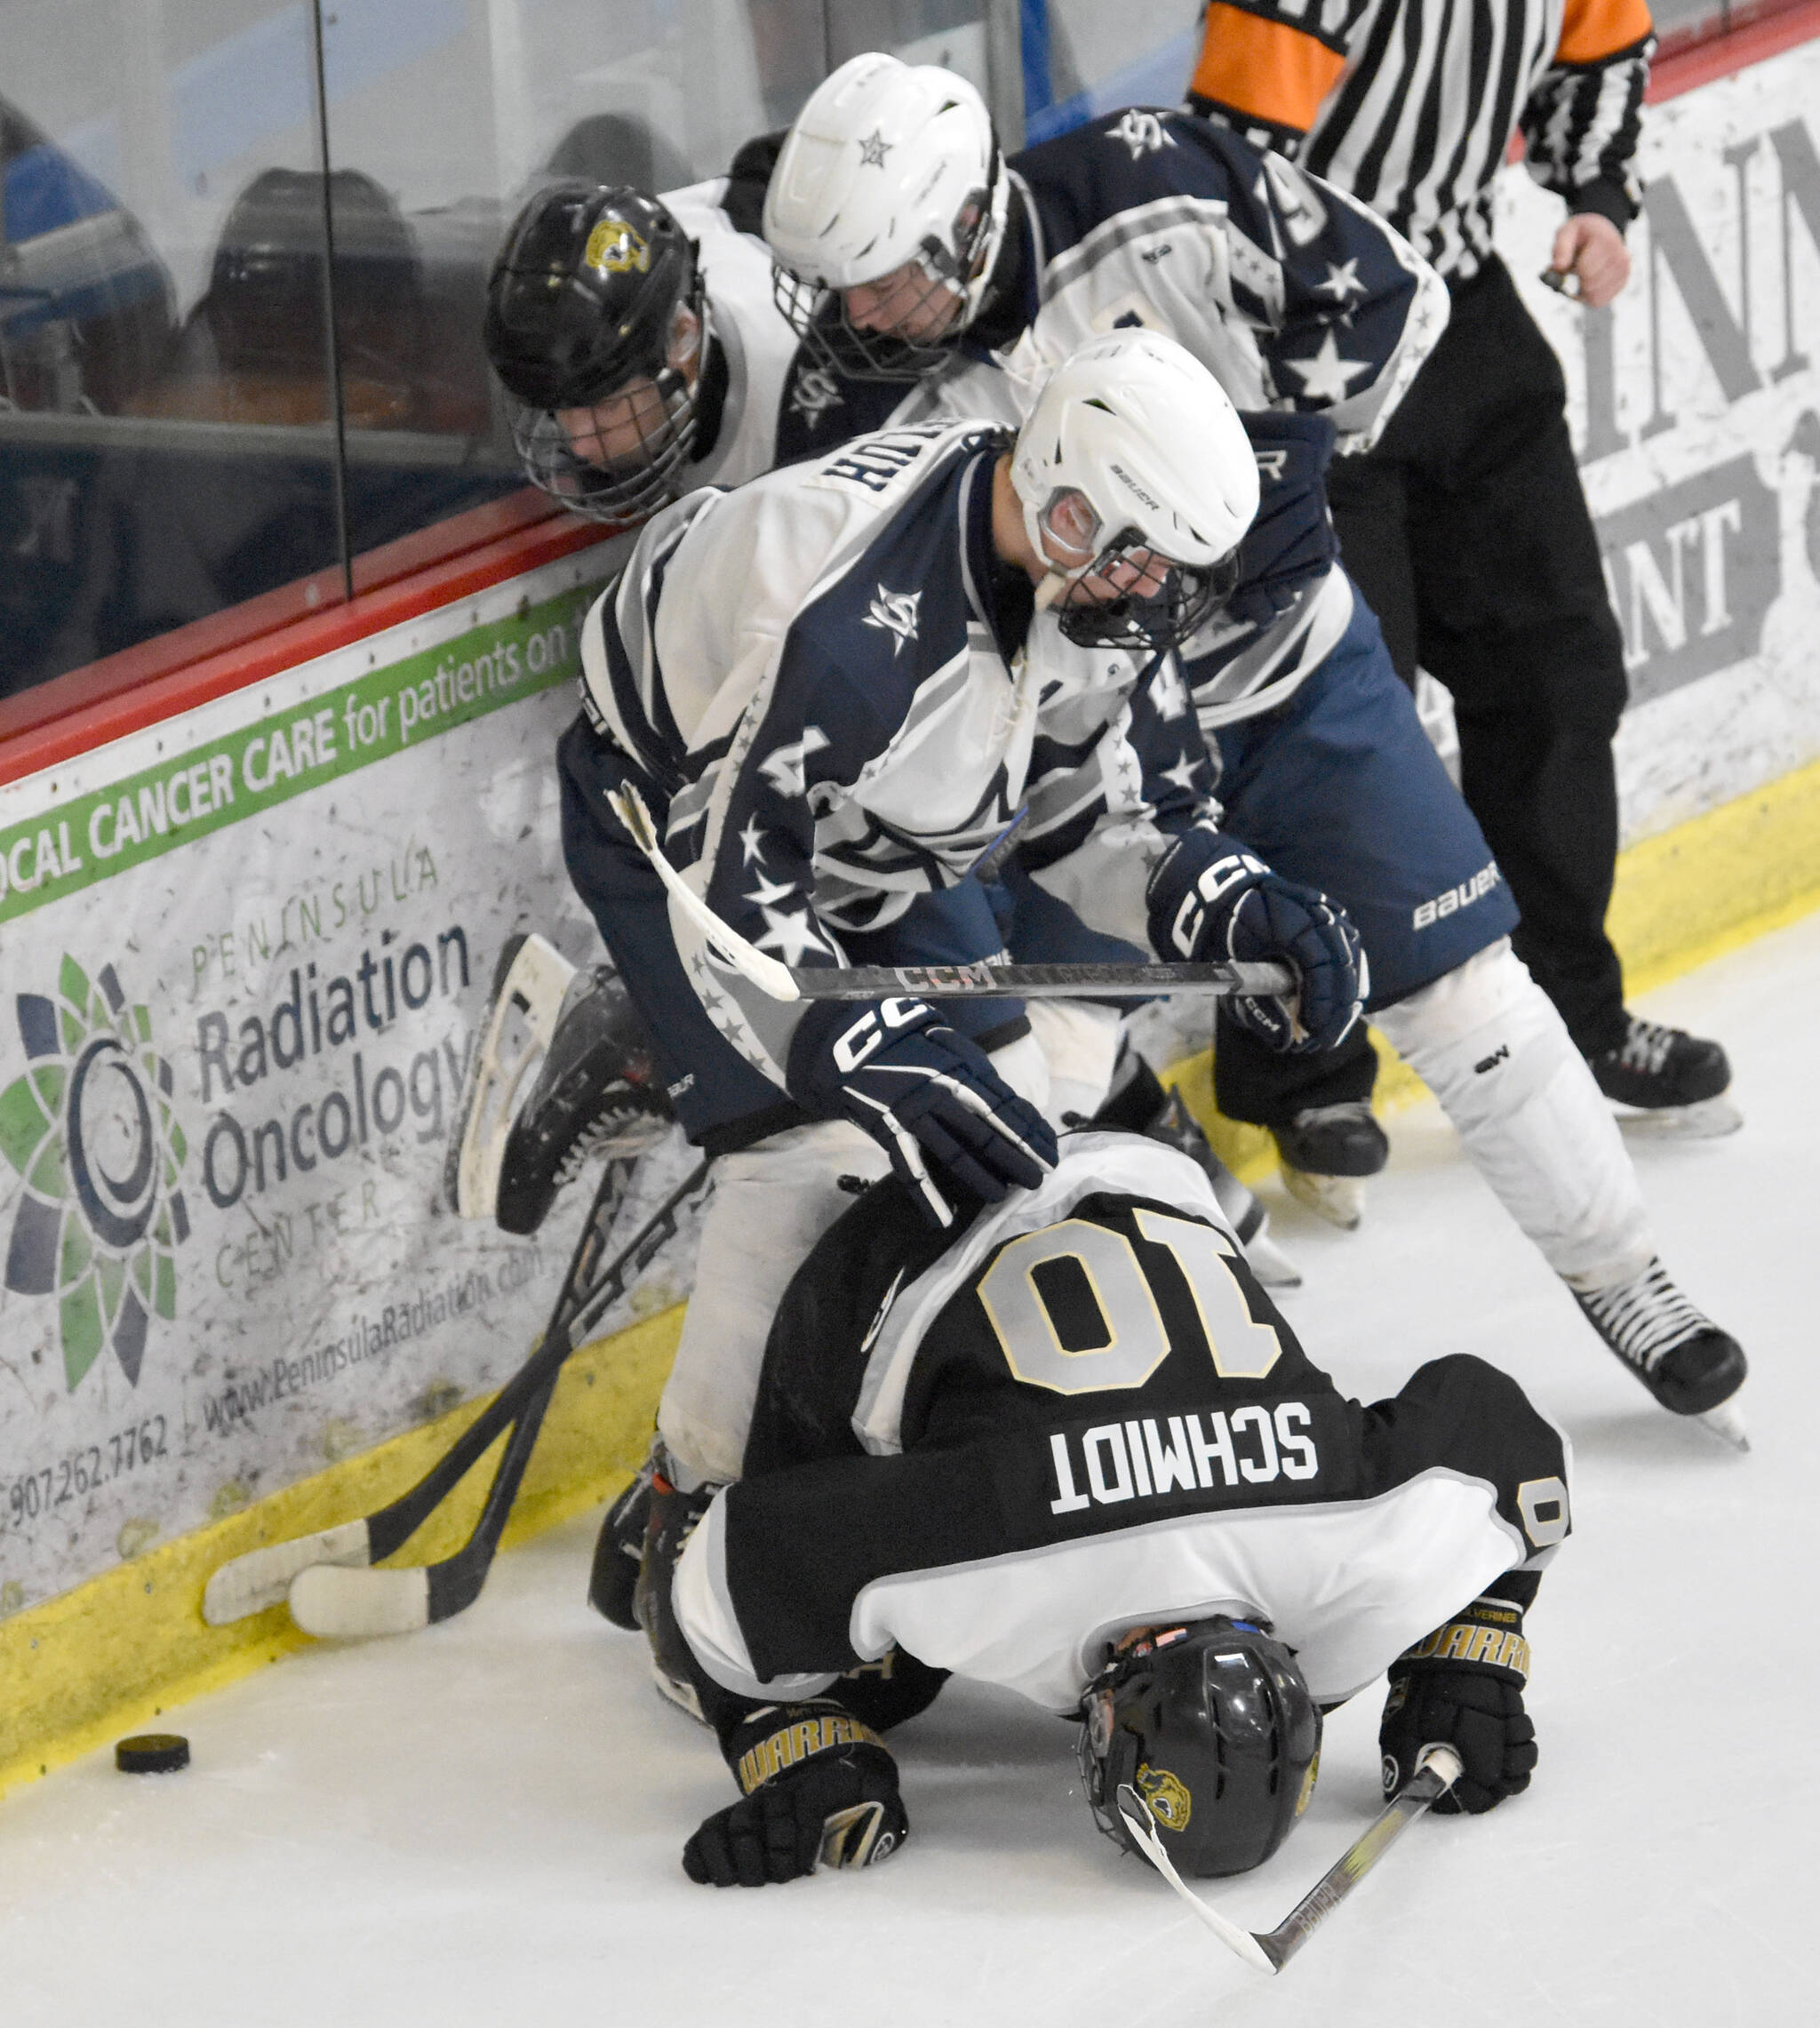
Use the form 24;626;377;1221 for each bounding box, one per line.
1372;940;1654;1288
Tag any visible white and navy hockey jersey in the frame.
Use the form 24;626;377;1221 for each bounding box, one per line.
578;425;1217;1086
675;1132;1571;1713
768;110;1447;731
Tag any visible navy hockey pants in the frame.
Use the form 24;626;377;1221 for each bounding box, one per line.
1205;587;1521;1126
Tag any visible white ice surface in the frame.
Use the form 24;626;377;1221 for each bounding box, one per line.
5;914;1819;2027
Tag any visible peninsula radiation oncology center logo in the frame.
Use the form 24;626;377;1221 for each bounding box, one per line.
0;956;189;1389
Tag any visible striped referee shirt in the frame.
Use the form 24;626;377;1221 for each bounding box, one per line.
1186;0;1654;277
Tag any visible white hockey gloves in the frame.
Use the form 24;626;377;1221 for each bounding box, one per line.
1147;826;1367;1054
786;996;1056;1226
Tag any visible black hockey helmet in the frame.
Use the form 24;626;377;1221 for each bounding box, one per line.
483;181;706;523
1078;1617;1321;1878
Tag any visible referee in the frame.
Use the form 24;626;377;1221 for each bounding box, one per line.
1185;0;1734;1173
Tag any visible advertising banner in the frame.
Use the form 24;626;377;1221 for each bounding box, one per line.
0;542;702;1616
1499;33;1820;844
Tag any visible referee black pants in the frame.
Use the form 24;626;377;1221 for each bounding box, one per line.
1322;255;1631;1058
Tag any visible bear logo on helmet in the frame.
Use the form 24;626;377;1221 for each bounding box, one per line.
1136;1763;1193;1831
583;219;651;277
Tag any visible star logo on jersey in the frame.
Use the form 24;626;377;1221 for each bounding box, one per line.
754;906;830;967
1161;753;1202;795
862;585;922;657
744;870;795;909
738;813;768;866
758;727;831;800
1109;109;1175;160
789;365;846;427
1282;329;1369;405
1315;258;1367;305
858;129;893;169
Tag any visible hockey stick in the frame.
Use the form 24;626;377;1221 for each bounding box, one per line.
773;959;1296;1001
605;781;1295;1003
202;1153;712;1630
1116;1745;1464;1976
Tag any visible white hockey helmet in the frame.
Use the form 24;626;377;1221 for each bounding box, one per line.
1010;329;1259;651
763;52;1010;380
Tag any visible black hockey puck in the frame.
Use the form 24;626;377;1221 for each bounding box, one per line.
115;1733;189;1774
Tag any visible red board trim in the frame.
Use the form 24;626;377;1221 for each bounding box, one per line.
0;491;615;787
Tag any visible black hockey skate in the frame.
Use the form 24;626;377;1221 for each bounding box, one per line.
1270;1101;1388;1232
587;1442;658;1630
1585;1016;1740;1138
494;966;671;1234
1572;1258;1749;1447
633;1449;720;1723
446;933;672;1234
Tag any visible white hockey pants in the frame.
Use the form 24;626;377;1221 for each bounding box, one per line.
657;1026;1066;1485
1371;939;1654;1290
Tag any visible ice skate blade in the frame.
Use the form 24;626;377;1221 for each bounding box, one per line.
1242;1227;1303;1288
1280;1166;1364;1231
1614;1095;1743;1140
651;1659;709;1727
450;933;578;1220
1695;1396;1751;1452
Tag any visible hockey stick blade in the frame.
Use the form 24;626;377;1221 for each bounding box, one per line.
258;1158;712;1639
783;959;1297;1001
290;1561;430;1639
202;1518;372;1625
204;1155;704;1629
288;1370;560;1637
1118;1745;1463;1976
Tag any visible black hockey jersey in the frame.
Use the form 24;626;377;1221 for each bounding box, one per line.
673;1133;1572;1713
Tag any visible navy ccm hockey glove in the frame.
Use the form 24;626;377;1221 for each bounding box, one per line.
1379;1593;1537;1816
683;1701;908;1888
1146;826;1366;1055
787;995;1056;1227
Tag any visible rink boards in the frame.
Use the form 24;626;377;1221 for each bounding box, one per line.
5;23;1820;1800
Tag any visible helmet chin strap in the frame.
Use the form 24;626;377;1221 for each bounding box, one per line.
959;149;1013;324
1016;478;1093;611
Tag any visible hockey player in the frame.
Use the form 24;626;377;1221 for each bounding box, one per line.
483;179;799;523
562;333;1372;1678
474;173;1298;1281
753;53;1748;1440
663;1130;1567;1888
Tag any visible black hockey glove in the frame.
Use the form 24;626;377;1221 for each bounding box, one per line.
787;996;1056;1227
1379;1594;1537;1816
683;1701;908;1888
1146;826;1367;1055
